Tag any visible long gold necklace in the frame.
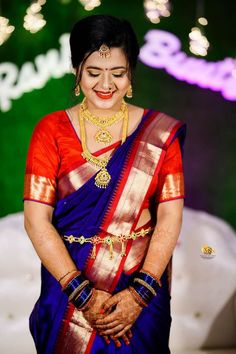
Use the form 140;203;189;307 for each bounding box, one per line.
79;102;129;188
80;98;127;144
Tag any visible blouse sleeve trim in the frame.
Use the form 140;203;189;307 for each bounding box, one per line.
157;172;185;202
24;174;56;206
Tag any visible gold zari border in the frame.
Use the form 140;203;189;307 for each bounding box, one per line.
159;172;184;201
24;174;56;205
87;113;181;291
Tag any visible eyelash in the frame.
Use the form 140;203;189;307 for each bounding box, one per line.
88;72;125;78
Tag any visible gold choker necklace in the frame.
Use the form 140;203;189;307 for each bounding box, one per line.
79;100;129;188
80;98;127;144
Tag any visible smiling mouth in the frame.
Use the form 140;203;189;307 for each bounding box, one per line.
95;91;114;99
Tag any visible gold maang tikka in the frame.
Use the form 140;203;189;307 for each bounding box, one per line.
99;44;111;59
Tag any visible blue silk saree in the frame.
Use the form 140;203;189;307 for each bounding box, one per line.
28;109;186;354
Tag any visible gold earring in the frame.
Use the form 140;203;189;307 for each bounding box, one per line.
126;85;133;98
74;84;80;97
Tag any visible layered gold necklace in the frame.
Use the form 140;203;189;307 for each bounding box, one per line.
80;98;127;144
79;100;129;188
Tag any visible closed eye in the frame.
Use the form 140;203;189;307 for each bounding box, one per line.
87;71;126;78
88;72;100;77
112;73;125;78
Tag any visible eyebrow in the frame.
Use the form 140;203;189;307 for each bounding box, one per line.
86;66;127;71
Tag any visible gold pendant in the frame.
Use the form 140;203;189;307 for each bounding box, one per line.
95;168;111;188
95;129;112;144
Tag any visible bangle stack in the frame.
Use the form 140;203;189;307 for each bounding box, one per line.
58;269;78;284
62;273;94;311
129;270;161;307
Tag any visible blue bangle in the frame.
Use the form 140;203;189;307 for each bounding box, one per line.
63;274;87;297
137;271;160;293
131;282;154;304
73;285;93;309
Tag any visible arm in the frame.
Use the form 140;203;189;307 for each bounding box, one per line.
142;198;183;278
24;118;111;333
24;200;112;330
24;201;77;286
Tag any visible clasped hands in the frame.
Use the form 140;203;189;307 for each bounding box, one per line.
82;288;142;347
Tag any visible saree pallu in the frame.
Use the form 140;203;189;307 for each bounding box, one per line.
29;110;186;354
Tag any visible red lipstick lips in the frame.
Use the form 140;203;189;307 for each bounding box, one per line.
95;91;113;99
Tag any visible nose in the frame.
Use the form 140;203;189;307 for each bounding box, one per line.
101;72;112;90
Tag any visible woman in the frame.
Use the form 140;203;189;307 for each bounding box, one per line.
24;14;186;354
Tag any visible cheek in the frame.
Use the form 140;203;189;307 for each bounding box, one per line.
117;78;130;91
81;79;95;90
80;73;97;90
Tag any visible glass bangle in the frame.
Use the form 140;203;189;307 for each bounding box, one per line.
63;273;87;297
131;282;154;304
73;285;93;309
137;271;161;292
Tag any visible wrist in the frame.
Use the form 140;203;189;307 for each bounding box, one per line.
129;270;161;306
128;286;147;308
140;268;162;288
60;270;81;288
62;272;94;310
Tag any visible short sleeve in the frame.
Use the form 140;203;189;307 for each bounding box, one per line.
23;117;60;206
156;138;185;203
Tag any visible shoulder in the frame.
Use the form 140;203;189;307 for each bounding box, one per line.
141;108;186;148
36;110;67;129
32;110;68;137
129;103;183;126
147;108;185;131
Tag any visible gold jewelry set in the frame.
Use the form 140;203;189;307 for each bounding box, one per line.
80;98;127;144
74;44;133;189
63;227;153;260
79;98;129;188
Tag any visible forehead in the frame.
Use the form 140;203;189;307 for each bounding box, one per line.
85;47;127;69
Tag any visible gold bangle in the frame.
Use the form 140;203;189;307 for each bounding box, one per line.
58;269;77;283
133;278;157;296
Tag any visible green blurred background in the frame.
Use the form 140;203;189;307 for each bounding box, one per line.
0;0;236;228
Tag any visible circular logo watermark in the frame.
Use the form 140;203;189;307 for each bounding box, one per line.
200;245;216;259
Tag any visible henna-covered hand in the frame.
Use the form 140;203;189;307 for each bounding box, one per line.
94;289;143;341
82;289;111;326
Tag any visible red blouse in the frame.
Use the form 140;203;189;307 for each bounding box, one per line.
24;110;184;206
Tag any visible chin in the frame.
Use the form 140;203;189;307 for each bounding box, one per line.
89;93;124;110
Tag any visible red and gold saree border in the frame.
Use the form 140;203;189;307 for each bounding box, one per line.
55;303;94;354
85;112;183;293
57;141;121;200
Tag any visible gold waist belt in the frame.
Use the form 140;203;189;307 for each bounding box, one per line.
63;227;153;259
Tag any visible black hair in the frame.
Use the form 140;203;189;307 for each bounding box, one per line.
69;14;140;84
